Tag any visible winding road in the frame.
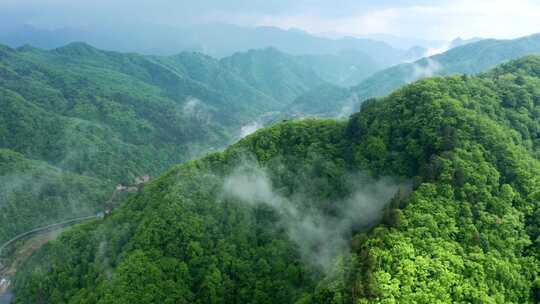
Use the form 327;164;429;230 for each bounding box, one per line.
0;215;100;257
0;214;101;304
0;177;146;303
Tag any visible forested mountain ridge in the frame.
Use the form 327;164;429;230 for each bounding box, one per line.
0;23;425;61
0;41;350;181
353;32;540;100
221;47;386;92
0;42;332;245
289;32;540;117
0;149;109;244
294;49;383;86
220;48;326;103
13;55;540;303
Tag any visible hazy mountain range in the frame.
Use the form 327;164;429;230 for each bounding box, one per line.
4;23;540;303
289;32;540;117
13;54;540;303
0;23;481;61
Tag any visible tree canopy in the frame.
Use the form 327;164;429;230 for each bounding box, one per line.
12;55;540;303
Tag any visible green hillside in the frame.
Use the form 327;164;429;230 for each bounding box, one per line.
285;83;354;117
220;47;327;103
0;149;109;245
13;55;540;303
290;33;540;117
353;33;540;102
0;43;336;245
294;50;383;86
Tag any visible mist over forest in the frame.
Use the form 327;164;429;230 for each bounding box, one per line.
2;1;540;303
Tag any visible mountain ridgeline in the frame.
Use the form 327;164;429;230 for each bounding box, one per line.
289;32;540;117
0;42;346;245
0;23;424;61
12;56;540;303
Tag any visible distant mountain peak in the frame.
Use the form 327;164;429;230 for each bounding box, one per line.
0;44;15;58
16;44;40;53
449;37;483;48
53;41;99;56
0;43;14;53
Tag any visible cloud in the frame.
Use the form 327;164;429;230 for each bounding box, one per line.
256;9;399;36
337;93;360;118
1;0;539;43
423;43;452;57
222;162;405;270
182;97;201;116
252;0;540;40
410;58;441;81
177;97;213;124
239;121;263;139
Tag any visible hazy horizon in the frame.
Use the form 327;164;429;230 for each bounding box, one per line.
1;0;539;42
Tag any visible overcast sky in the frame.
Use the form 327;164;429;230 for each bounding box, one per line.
1;0;540;40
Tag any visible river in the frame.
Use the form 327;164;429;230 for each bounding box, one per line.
0;291;12;304
0;278;12;304
0;228;69;304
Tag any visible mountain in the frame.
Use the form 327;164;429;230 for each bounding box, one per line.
221;48;390;91
284;83;354;117
13;56;540;303
294;50;383;86
449;36;484;49
0;25;88;51
0;43;328;245
0;149;109;244
354;33;540;98
0;24;422;62
173;24;411;61
355;33;446;50
290;32;540;117
220;48;326;103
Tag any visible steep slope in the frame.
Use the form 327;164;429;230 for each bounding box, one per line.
14;119;352;304
295;50;383;86
221;48;386;98
220;48;326;103
14;56;540;303
285;83;354;117
354;33;540;100
0;149;109;245
290;32;540;117
0;42;329;245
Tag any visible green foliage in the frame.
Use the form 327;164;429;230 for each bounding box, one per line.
352;33;540;104
335;59;540;303
285;83;353;117
0;43;334;245
220;47;326;103
14;119;346;303
0;149;109;244
11;53;540;303
295;50;383;86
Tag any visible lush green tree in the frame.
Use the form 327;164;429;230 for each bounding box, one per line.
12;53;540;304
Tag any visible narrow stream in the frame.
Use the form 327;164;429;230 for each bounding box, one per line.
0;278;12;304
0;291;13;304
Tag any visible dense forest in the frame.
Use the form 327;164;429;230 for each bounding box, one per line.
5;32;540;247
11;55;540;303
0;42;366;245
0;149;109;244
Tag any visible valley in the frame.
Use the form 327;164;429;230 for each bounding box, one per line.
6;54;540;302
2;7;540;301
1;228;67;304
